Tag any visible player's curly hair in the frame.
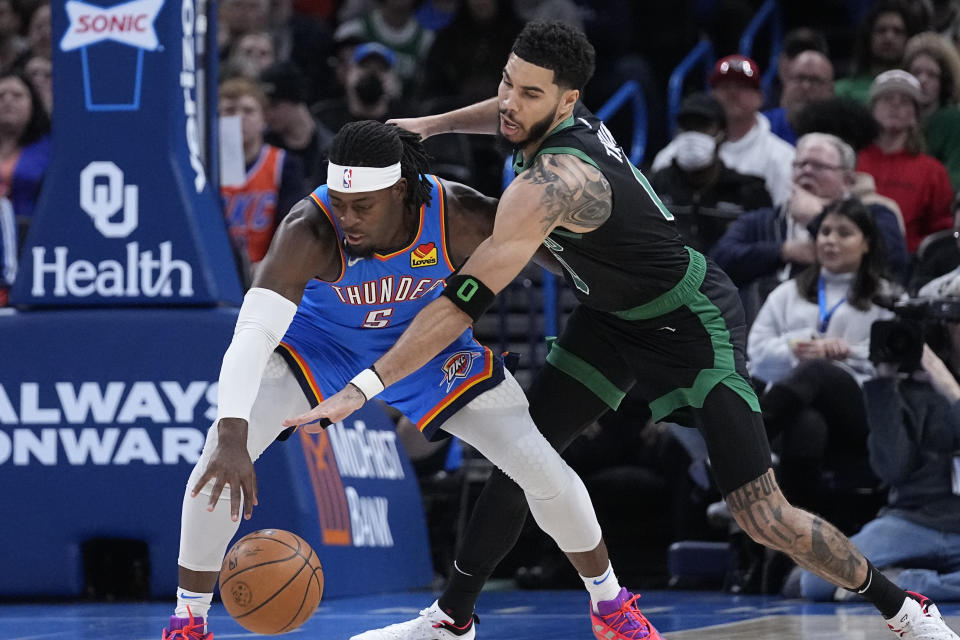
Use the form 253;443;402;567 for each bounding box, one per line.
327;120;433;209
511;21;595;92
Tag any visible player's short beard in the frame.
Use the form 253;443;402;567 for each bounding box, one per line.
495;109;557;156
343;238;375;259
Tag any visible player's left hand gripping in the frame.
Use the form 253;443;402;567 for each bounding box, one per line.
282;384;366;433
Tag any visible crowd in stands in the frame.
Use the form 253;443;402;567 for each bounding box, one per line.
0;0;47;305
2;0;960;601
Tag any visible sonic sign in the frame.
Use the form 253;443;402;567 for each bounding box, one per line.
61;0;162;110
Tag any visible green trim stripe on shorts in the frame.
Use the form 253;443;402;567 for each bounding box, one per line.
613;246;706;321
647;284;761;422
549;247;761;420
642;249;760;420
546;342;626;411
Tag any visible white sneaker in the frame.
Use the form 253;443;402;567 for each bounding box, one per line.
886;592;960;639
350;601;476;640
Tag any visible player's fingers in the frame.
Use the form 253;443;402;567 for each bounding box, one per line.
229;477;241;522
191;470;212;498
282;407;319;427
242;475;257;519
208;476;227;511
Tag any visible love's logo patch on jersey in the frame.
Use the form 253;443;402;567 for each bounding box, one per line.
439;350;480;391
411;242;438;268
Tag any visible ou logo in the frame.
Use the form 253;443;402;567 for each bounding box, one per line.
80;161;139;238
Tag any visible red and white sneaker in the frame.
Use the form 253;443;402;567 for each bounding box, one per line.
886;592;960;639
349;601;476;640
591;588;663;640
162;608;212;640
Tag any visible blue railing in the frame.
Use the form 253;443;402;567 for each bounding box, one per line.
739;0;782;96
666;39;715;137
595;80;646;166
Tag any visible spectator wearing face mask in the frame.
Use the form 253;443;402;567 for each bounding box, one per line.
653;55;796;206
332;0;434;97
651;93;773;253
312;42;411;132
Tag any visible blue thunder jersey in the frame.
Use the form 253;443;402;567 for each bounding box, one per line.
277;175;504;440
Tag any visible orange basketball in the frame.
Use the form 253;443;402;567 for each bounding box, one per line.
219;529;324;634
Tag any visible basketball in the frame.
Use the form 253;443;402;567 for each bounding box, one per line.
219;529;324;634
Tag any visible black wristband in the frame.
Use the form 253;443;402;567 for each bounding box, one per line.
441;274;496;322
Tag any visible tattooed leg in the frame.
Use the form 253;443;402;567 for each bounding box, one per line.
725;469;867;589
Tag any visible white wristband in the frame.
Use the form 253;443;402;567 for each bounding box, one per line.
349;367;385;401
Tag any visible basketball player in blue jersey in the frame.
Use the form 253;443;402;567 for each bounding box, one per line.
162;120;635;640
291;22;960;640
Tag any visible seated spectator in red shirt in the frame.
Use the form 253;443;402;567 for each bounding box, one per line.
857;69;953;253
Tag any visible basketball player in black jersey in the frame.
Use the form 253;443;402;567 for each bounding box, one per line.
284;21;960;640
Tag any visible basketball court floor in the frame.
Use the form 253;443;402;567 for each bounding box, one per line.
1;589;958;640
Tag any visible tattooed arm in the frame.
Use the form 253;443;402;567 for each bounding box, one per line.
281;153;613;427
370;153;611;383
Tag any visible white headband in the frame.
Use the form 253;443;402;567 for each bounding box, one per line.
327;162;401;193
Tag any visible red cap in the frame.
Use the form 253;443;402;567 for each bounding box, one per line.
709;55;761;90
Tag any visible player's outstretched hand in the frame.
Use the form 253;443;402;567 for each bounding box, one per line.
191;433;258;522
283;383;366;433
386;116;433;140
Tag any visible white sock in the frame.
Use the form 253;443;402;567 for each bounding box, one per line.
582;561;622;612
175;588;213;621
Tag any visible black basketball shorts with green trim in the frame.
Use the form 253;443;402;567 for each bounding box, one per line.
544;251;771;494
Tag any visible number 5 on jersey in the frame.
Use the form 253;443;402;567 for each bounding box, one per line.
363;308;394;328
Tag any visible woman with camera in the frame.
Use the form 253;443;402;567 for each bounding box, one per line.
797;326;960;601
747;197;895;524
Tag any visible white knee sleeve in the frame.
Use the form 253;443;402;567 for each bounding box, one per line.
178;355;309;570
443;372;602;553
526;464;602;553
178;483;241;572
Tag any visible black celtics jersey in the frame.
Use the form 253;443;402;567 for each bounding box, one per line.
514;103;693;312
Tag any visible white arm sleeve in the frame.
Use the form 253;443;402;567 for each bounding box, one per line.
216;287;299;422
